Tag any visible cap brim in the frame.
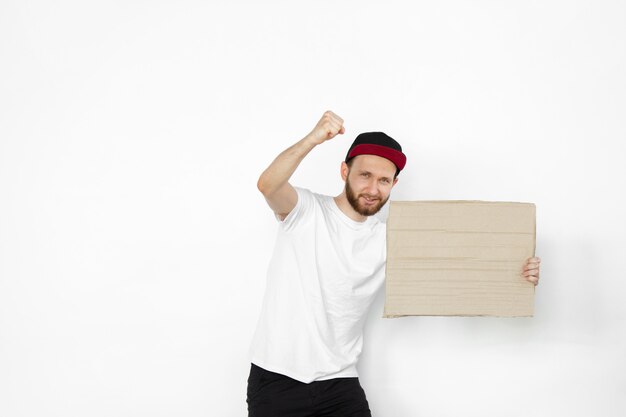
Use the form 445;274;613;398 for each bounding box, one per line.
347;144;406;171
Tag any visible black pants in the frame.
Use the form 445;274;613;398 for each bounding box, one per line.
246;363;372;417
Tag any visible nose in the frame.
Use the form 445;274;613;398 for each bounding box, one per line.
364;179;379;196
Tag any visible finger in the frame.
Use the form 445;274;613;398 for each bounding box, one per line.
325;128;338;139
328;111;343;124
325;111;343;127
328;120;343;135
523;269;539;277
524;257;540;264
524;263;540;271
523;272;539;281
321;117;338;130
328;119;341;130
321;111;337;127
526;276;538;285
339;126;345;134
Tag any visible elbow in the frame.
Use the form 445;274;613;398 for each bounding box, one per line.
257;175;282;197
257;176;269;195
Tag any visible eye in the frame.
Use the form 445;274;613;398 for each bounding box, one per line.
361;173;369;178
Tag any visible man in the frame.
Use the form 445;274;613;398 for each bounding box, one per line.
247;111;541;417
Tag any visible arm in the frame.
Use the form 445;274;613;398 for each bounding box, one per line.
257;111;345;219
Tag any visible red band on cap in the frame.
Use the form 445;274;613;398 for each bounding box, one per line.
347;144;406;171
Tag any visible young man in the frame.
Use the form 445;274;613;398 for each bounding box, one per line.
247;111;541;417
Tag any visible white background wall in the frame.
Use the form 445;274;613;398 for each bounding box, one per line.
1;1;625;416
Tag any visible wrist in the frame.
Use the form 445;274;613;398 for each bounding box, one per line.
302;132;323;147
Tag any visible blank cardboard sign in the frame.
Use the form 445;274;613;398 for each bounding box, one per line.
384;201;536;317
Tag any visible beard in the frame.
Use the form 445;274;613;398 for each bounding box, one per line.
345;179;390;216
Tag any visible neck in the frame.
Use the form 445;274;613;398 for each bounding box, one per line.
334;191;368;223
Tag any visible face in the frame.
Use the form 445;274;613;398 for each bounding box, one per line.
342;154;398;216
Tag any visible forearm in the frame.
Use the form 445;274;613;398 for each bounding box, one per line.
257;134;318;195
257;110;345;196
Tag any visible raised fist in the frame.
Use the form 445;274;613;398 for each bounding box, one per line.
307;111;345;145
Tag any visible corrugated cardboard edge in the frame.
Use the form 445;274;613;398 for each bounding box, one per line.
382;200;536;318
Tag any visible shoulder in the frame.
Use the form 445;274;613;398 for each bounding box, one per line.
294;187;332;209
277;186;324;231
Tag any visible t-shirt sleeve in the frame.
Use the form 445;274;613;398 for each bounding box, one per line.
275;186;314;232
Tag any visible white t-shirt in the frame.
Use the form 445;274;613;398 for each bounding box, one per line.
248;187;387;383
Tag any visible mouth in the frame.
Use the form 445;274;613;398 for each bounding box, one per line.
361;196;380;205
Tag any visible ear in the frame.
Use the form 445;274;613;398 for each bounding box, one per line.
340;161;349;181
392;177;399;187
